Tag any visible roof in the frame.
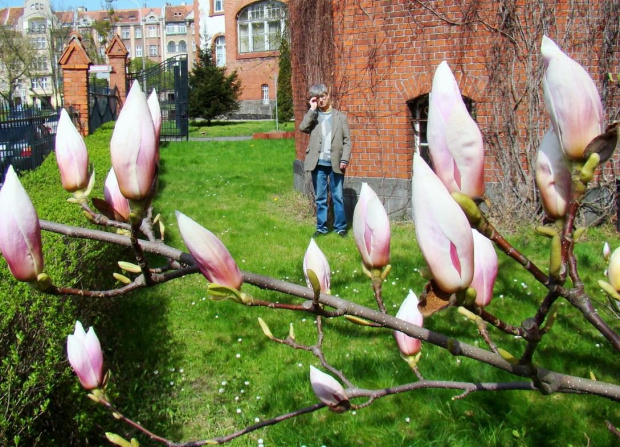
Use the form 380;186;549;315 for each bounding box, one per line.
0;7;24;27
165;4;193;23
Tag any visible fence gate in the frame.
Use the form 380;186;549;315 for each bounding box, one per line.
128;55;189;141
89;85;119;134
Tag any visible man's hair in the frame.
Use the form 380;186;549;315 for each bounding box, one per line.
309;83;328;97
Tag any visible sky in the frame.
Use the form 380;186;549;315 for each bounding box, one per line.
0;0;190;12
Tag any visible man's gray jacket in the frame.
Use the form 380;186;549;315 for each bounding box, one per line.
299;108;351;174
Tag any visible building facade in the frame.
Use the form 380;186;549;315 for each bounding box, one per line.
0;0;197;108
197;0;289;119
289;0;620;218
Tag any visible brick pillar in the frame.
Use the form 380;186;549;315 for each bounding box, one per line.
58;33;92;136
106;35;129;107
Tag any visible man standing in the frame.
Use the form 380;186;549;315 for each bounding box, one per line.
300;83;352;237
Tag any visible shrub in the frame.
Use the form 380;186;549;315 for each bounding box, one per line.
0;122;125;445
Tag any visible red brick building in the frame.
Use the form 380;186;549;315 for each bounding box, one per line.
196;0;289;119
290;0;620;218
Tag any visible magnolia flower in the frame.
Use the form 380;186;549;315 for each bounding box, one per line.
470;229;498;307
352;183;390;269
541;35;603;161
412;152;474;293
67;321;104;390
608;247;620;292
309;365;349;409
427;61;485;197
148;89;162;163
535;129;572;220
103;168;130;221
147;89;162;143
303;238;331;293
55;108;90;192
603;242;611;262
110;81;157;201
176;211;243;290
0;166;44;282
393;290;423;356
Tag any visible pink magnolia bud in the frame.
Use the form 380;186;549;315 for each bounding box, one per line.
147;89;162;163
393;290;423;356
110;81;157;201
103;168;130;222
603;242;611;262
352;183;390;269
470;229;498;307
427;61;485;198
535;129;572;220
607;247;620;291
303;238;331;293
147;89;162;142
0;166;44;282
55;108;90;192
412;152;474;293
541;35;603;161
67;321;104;390
309;365;349;408
176;211;243;290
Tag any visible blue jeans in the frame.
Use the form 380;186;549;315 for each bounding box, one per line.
312;164;347;233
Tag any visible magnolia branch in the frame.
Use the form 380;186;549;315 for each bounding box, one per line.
39;219;620;401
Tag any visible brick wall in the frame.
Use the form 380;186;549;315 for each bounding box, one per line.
290;0;620;219
58;34;92;136
224;0;288;102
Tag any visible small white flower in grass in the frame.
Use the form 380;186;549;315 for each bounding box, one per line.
254;417;260;422
405;417;411;423
219;388;225;393
235;396;239;401
238;338;243;342
154;370;159;375
236;408;242;414
236;354;241;359
244;381;250;385
298;363;303;368
222;381;227;385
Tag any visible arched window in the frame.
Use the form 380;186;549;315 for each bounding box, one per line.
167;41;177;53
178;40;187;53
237;1;287;54
407;93;476;165
215;36;226;67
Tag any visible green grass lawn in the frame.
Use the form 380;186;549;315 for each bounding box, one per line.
188;120;295;138
72;134;618;446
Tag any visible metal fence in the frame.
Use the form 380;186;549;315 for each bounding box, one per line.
128;55;189;140
0;104;60;184
89;85;119;135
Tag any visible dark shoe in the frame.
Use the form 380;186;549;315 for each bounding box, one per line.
336;230;348;238
313;230;327;238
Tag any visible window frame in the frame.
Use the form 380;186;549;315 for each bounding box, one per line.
237;1;287;54
215;36;226;67
261;84;269;104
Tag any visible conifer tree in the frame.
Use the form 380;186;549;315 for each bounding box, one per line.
188;47;241;123
277;37;293;123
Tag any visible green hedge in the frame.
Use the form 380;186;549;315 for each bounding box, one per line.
0;122;126;445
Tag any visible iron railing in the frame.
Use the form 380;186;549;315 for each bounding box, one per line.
0;104;59;184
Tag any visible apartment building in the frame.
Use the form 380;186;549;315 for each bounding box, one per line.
0;0;196;107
